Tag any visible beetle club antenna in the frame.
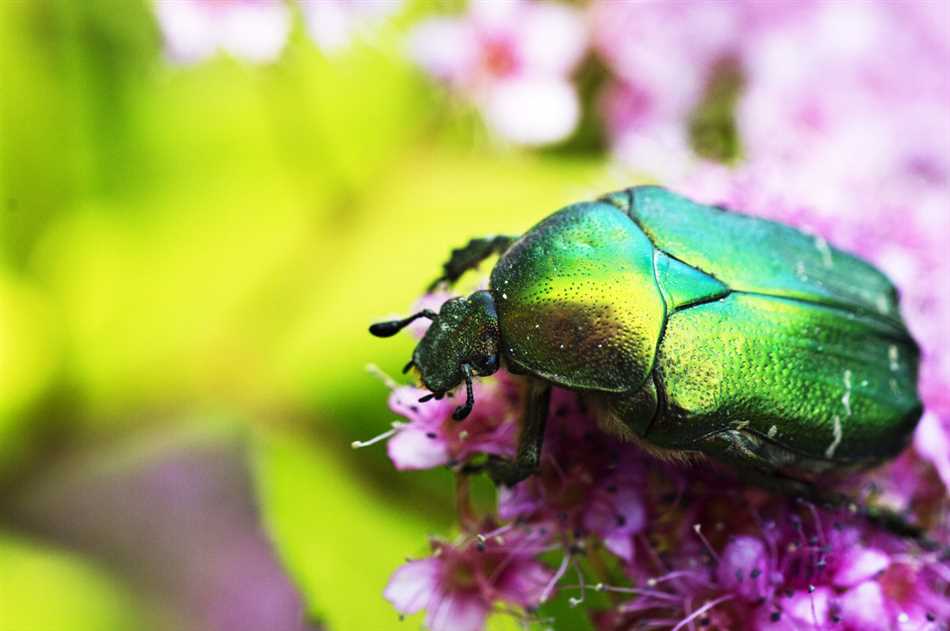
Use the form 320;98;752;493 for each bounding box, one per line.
453;364;475;421
369;309;437;338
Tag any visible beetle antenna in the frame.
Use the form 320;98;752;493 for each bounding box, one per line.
369;309;437;338
418;393;435;403
402;359;415;374
453;364;475;421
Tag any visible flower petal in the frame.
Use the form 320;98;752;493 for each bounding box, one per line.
603;532;634;563
496;481;543;521
220;0;290;63
497;558;553;607
785;586;832;627
406;18;480;87
425;590;488;631
302;0;400;54
154;0;218;64
583;485;645;558
717;536;769;600
389;387;453;425
387;426;450;470
517;3;587;76
383;559;440;615
833;547;890;588
839;581;889;631
482;78;579;146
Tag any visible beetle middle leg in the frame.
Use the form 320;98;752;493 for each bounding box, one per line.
428;235;516;290
484;379;552;487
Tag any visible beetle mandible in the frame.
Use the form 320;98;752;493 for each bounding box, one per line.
370;186;922;499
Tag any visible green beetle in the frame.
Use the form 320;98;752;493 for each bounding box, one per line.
370;186;922;496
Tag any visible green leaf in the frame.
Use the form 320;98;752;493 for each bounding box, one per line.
251;427;447;630
0;273;57;478
0;533;152;631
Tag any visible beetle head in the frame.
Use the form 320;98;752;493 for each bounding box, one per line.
369;290;500;420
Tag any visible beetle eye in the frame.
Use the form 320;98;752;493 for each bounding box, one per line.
477;354;498;374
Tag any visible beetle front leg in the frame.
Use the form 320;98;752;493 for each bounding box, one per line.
487;379;551;487
428;235;516;291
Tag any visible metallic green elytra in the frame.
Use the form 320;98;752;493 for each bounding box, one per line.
370;186;922;493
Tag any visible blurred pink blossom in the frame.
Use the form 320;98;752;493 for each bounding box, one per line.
592;0;742;135
154;0;291;64
299;0;401;54
407;0;588;146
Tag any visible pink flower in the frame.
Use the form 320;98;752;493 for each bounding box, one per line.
406;0;587;146
153;0;290;64
717;536;770;601
386;375;519;471
299;0;401;54
384;536;553;631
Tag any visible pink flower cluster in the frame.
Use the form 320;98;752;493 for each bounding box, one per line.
379;361;949;631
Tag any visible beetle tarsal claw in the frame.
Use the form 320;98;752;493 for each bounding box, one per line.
452;364;475;421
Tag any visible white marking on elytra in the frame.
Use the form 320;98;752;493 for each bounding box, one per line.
813;236;833;269
888;345;900;372
841;369;852;418
768;425;778;439
826;370;852;459
795;261;808;281
826;415;843;459
876;294;889;314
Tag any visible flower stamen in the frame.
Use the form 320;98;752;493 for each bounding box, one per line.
540;553;571;603
671;594;733;631
693;523;721;564
351;421;404;449
366;363;400;390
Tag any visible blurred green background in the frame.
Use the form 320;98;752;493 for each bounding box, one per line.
0;1;616;629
